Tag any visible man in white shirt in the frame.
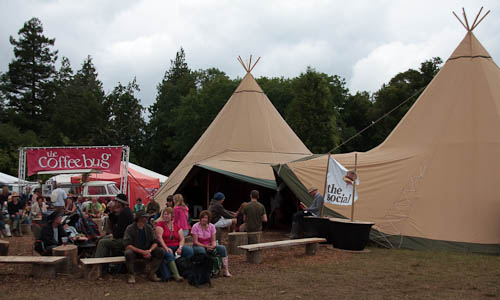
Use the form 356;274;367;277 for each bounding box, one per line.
51;182;67;213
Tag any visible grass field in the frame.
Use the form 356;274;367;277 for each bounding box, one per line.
1;233;499;300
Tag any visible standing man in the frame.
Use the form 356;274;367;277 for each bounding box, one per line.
242;190;267;232
287;187;324;239
52;182;67;213
123;211;165;284
94;194;134;258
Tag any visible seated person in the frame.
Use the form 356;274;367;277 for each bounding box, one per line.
39;212;68;255
7;193;24;237
288;187;324;239
191;210;231;277
123;211;165;284
208;192;236;231
133;198;145;214
94;194;134;258
30;196;48;222
235;202;247;232
65;197;77;215
155;207;194;281
146;197;161;219
85;198;102;218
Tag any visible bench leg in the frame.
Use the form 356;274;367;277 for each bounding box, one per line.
32;264;56;279
305;243;318;255
83;264;102;280
247;250;263;264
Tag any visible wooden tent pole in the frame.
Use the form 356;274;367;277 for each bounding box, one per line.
471;7;483;29
462;7;470;31
452;12;468;31
350;153;358;221
471;10;490;31
249;57;261;72
206;172;210;209
248;55;252;72
320;153;331;217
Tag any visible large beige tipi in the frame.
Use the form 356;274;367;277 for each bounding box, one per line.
155;57;311;209
274;9;500;253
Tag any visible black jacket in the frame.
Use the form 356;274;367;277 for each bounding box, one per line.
40;224;68;247
108;207;134;239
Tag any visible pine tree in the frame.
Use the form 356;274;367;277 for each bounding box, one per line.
0;17;58;133
49;56;109;145
143;48;196;174
106;78;146;160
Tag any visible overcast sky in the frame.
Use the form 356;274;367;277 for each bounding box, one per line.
1;0;499;109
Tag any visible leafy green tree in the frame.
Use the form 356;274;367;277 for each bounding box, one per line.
106;78;146;161
0;17;58;133
286;67;342;153
337;91;373;153
169;68;238;158
49;56;109;145
365;57;442;148
257;77;293;118
144;48;196;174
0;123;40;175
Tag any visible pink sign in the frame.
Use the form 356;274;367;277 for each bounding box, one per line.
27;147;122;176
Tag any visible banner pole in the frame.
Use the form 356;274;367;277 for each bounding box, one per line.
320;153;331;218
350;152;358;221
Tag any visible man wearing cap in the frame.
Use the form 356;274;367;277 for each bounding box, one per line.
94;193;134;258
7;193;24;237
208;192;236;230
287;187;324;239
123;210;164;283
39;212;68;255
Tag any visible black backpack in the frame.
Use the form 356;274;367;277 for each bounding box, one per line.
175;256;192;277
184;253;213;287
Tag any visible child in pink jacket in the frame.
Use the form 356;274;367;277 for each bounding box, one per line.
173;194;189;236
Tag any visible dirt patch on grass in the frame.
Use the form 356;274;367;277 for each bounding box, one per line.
1;232;499;300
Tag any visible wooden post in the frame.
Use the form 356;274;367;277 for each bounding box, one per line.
320;153;331;217
83;264;101;280
247;250;263;264
247;231;262;244
228;232;248;255
350;153;358;221
0;240;9;256
20;224;32;235
32;264;57;279
305;243;318;255
52;244;78;274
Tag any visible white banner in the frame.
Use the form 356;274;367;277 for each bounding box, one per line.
324;156;359;206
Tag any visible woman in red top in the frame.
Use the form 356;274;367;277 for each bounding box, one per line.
155;207;194;281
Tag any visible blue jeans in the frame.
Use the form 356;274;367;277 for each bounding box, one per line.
193;245;227;257
163;245;194;262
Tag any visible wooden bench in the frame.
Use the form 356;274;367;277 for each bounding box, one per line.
80;256;125;280
80;257;149;280
0;256;66;278
238;237;326;264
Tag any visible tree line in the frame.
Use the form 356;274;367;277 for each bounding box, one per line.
0;18;442;177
